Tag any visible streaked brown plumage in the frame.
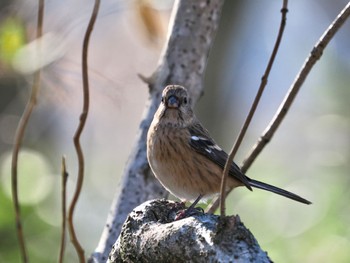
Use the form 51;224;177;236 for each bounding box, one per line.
147;85;311;205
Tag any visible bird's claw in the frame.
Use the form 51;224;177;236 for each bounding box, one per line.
175;206;204;220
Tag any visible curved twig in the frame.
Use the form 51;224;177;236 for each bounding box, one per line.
217;0;289;216
11;1;45;262
67;1;100;262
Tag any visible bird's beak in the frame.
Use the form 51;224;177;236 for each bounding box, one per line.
166;95;179;109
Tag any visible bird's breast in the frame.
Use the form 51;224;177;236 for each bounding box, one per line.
147;125;225;201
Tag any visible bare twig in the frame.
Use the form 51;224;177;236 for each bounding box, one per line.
209;0;350;214
241;1;350;172
67;1;100;262
59;156;68;263
217;0;289;216
11;1;45;262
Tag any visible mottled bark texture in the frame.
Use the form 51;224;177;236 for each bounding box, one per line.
91;1;225;262
108;200;272;263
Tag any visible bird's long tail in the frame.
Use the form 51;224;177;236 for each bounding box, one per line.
248;178;312;205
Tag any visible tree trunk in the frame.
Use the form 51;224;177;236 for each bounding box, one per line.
90;1;225;261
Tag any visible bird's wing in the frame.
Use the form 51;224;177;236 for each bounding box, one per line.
188;122;252;191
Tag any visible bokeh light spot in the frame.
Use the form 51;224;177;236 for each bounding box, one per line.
1;149;54;205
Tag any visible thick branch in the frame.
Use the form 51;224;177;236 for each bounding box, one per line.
108;200;272;263
91;1;225;262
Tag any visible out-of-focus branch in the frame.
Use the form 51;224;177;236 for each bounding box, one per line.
91;1;225;262
11;1;45;262
59;156;68;263
218;0;289;216
67;1;100;262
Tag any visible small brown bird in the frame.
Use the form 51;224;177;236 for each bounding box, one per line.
147;85;311;206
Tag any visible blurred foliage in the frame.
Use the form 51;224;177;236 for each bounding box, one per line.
0;149;77;262
0;17;25;69
0;188;61;263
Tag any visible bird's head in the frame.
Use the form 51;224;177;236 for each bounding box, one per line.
155;85;194;128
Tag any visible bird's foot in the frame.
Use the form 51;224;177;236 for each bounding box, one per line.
175;206;204;220
174;195;204;220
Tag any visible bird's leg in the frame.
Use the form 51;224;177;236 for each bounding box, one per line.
187;194;203;211
175;194;203;220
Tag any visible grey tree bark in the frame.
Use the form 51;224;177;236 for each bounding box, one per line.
108;200;272;263
90;1;225;261
88;1;350;262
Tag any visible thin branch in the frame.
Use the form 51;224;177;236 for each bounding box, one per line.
208;0;350;214
11;1;45;262
217;0;289;216
59;156;68;263
67;1;100;262
241;1;350;172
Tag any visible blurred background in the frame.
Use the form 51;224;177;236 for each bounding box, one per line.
0;0;349;262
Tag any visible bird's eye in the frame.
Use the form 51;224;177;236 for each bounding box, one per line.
183;97;188;104
161;97;165;103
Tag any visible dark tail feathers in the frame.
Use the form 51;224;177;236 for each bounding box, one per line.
248;178;312;205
